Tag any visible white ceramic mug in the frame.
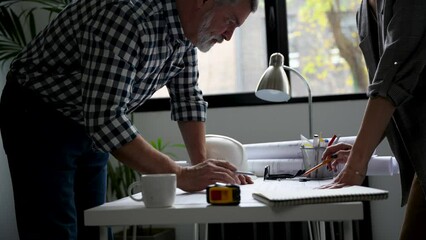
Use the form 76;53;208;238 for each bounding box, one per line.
127;173;176;208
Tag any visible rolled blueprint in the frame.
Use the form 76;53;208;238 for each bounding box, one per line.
244;136;357;160
367;156;399;176
247;155;399;177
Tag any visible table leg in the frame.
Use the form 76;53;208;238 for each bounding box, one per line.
319;221;326;240
308;221;327;240
343;221;353;240
329;222;336;240
194;223;208;240
99;226;108;240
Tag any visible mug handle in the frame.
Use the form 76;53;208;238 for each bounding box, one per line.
127;182;143;201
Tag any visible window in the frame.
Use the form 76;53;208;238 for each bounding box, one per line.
146;0;367;110
286;0;367;97
152;1;268;99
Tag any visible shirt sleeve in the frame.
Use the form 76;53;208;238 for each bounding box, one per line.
368;0;426;106
79;3;141;152
167;48;208;122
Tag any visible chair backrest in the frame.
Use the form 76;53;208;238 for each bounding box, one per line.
205;134;248;171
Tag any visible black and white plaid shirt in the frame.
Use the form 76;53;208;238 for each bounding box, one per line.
10;0;207;152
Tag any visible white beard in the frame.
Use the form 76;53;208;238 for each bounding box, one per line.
196;9;224;52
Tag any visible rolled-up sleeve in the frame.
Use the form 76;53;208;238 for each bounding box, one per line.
79;3;140;152
168;48;208;122
368;0;426;106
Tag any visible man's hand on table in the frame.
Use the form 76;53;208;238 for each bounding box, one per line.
177;159;253;192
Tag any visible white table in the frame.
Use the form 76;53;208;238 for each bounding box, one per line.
85;179;364;240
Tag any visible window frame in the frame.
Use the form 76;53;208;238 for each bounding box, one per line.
135;0;368;113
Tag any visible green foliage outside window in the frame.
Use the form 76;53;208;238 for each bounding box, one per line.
288;0;368;95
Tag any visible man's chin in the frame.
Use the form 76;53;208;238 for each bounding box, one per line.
194;35;223;52
196;43;215;53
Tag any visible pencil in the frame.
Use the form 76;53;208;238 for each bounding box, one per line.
302;134;337;177
303;156;333;176
328;134;337;147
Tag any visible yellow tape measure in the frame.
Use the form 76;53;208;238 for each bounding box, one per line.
206;183;240;205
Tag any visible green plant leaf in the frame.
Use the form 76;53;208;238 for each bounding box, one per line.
25;8;37;39
107;160;139;200
0;0;71;8
0;0;70;63
149;138;185;160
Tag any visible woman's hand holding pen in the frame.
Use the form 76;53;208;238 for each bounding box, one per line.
320;143;367;189
322;143;352;172
322;97;394;189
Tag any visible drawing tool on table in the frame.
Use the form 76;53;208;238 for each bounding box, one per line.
303;134;338;177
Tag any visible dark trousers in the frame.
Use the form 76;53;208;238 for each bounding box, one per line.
0;75;109;240
400;174;426;240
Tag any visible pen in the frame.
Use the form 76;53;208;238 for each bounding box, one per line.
235;170;255;176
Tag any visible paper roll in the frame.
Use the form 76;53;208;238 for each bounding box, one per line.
244;136;357;159
247;155;399;177
368;156;399;176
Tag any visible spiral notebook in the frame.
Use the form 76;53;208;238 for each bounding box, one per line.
252;180;388;207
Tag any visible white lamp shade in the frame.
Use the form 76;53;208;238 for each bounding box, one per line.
255;53;290;102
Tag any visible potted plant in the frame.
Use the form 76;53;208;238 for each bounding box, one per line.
0;0;71;67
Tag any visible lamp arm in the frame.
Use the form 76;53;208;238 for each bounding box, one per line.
282;66;313;138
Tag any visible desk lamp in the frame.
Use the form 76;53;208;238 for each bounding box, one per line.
255;52;313;138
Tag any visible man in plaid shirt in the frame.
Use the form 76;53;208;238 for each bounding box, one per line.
0;0;258;239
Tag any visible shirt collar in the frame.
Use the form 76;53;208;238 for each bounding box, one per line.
161;0;189;45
